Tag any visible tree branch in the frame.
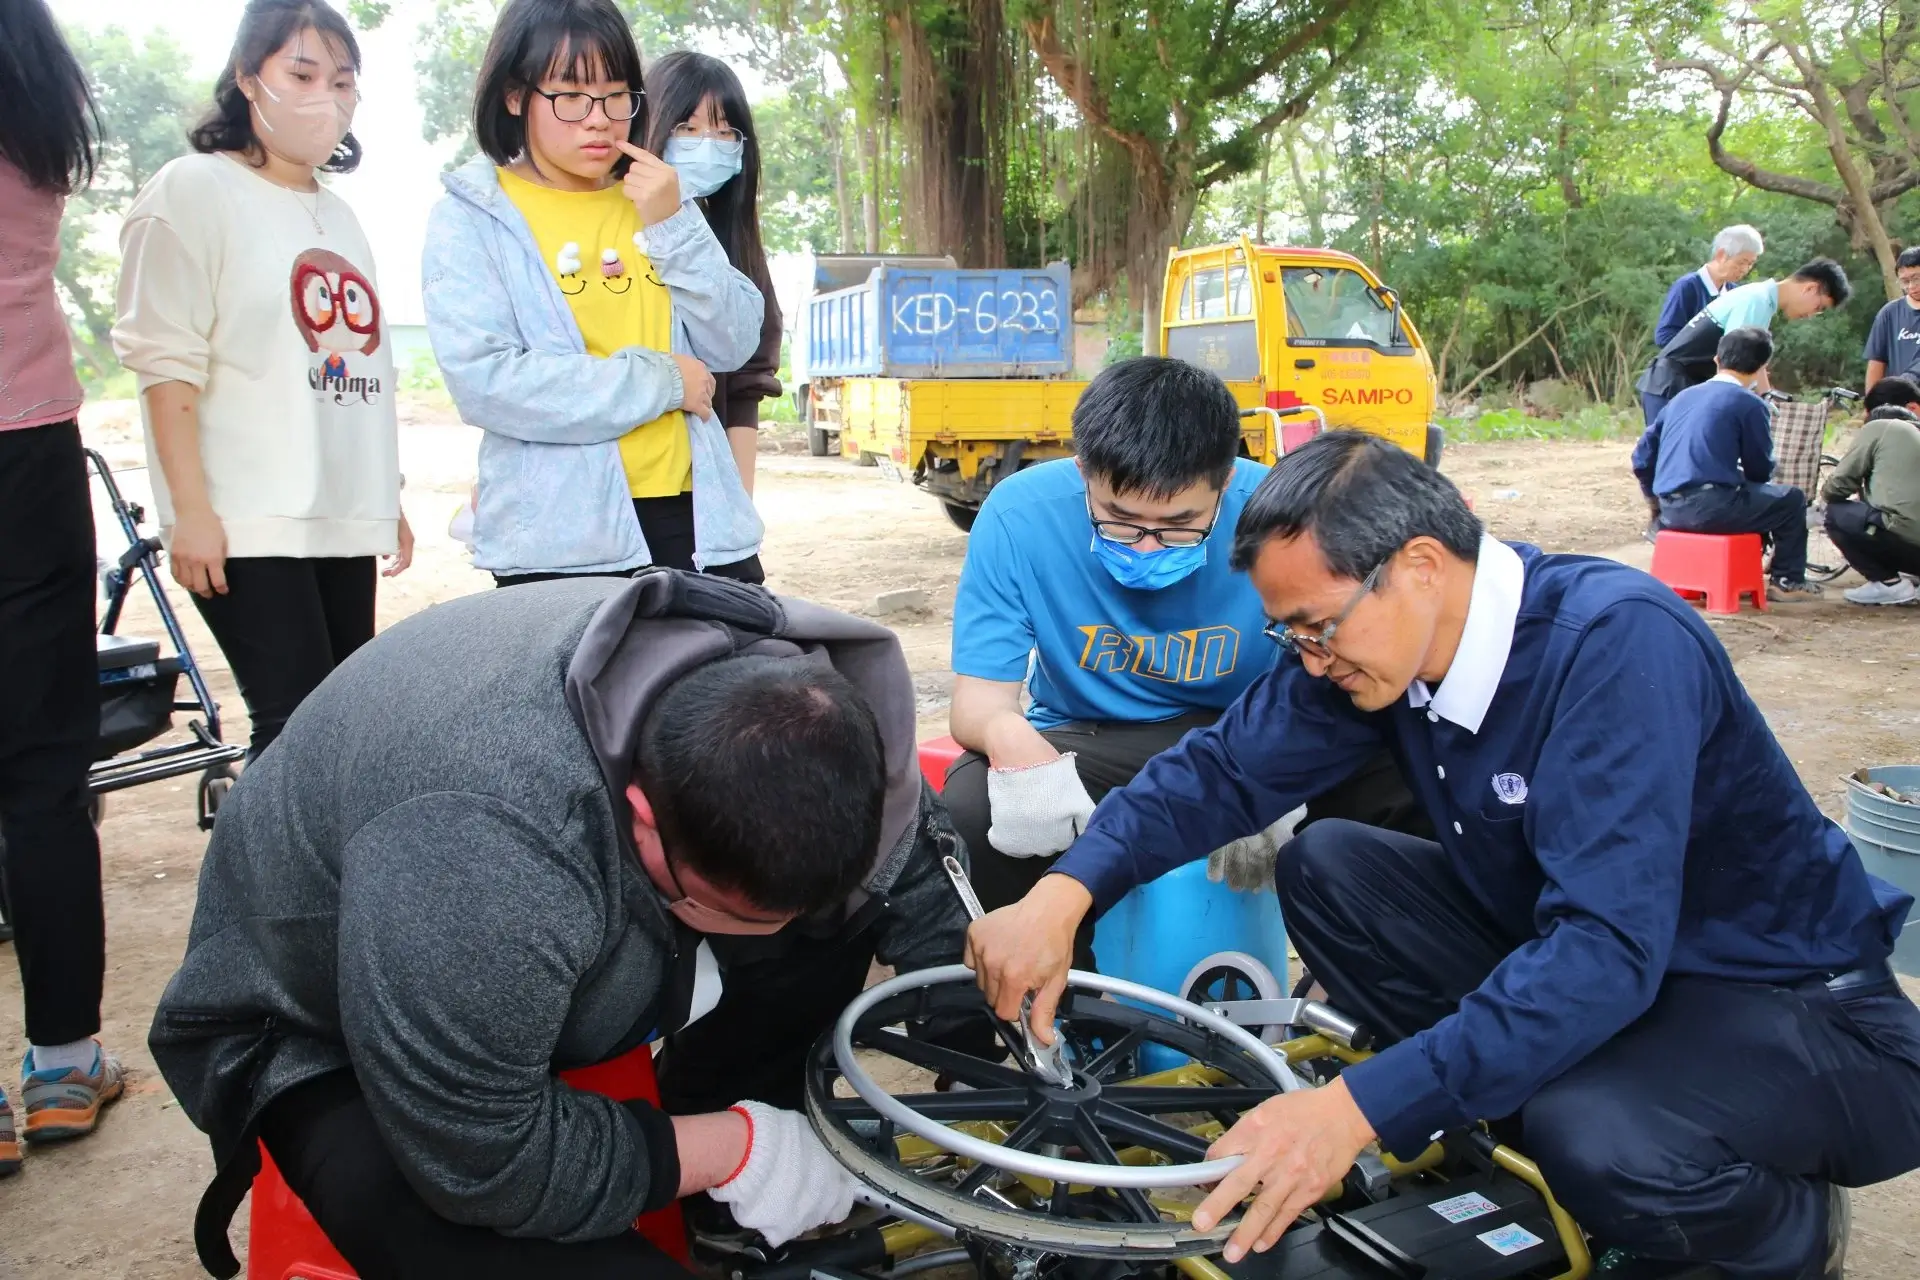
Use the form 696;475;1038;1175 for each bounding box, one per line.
1454;292;1602;400
1210;0;1357;101
1197;25;1370;184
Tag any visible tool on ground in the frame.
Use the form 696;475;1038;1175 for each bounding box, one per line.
941;855;1075;1086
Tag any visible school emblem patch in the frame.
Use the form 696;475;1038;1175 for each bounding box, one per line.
1491;773;1529;805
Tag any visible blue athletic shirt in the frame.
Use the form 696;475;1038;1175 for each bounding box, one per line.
1704;279;1780;331
951;458;1277;729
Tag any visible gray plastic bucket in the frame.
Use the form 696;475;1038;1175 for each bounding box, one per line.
1845;765;1920;977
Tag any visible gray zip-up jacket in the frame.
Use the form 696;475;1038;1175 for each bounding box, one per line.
150;573;966;1263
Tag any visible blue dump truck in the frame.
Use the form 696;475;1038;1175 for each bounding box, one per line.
795;255;1081;530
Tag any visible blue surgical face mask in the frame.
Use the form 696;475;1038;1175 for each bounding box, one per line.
1090;532;1209;590
664;136;744;200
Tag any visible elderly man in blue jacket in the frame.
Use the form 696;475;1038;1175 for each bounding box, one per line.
1652;225;1764;348
967;432;1920;1280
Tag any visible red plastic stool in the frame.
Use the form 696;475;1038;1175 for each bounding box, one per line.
246;1044;689;1279
1650;530;1769;615
918;735;965;795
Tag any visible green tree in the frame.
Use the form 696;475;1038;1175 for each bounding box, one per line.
59;26;205;383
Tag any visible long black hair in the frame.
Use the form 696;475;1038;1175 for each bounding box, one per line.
473;0;648;177
643;52;768;290
0;0;98;194
189;0;364;174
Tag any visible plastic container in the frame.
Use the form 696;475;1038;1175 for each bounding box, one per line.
803;261;1074;380
1091;858;1288;1071
1845;765;1920;977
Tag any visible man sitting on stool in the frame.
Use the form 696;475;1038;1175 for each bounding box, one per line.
942;357;1427;965
1632;325;1822;599
1824;374;1920;606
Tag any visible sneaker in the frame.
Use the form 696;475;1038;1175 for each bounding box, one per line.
1768;577;1824;601
0;1086;18;1176
20;1042;124;1145
1844;577;1918;606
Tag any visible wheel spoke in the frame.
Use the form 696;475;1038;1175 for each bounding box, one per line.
825;1088;1031;1123
954;1103;1055;1195
1071;1111;1162;1223
1084;1029;1145;1081
858;1028;1033;1091
1092;1100;1215;1163
1102;1086;1273;1114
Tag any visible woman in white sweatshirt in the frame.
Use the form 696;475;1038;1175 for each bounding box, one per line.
113;0;411;759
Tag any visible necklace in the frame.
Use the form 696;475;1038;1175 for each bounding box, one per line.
291;184;325;237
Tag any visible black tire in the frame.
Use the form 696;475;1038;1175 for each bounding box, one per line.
1424;424;1445;468
942;501;978;533
1806;454;1848;584
807;425;835;457
198;767;235;832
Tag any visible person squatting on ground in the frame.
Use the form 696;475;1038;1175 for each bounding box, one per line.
0;0;125;1173
968;431;1920;1280
424;0;768;589
152;570;984;1279
941;357;1428;966
112;0;414;762
1824;374;1920;606
1632;325;1823;599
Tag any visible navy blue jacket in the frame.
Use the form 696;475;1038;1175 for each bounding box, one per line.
1631;378;1774;497
1053;546;1908;1158
1654;270;1716;348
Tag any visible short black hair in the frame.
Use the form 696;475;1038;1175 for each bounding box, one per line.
1072;356;1242;499
1230;431;1483;579
636;654;885;916
190;0;364;175
1898;247;1920;273
1865;374;1920;413
0;0;98;194
473;0;647;174
1716;325;1773;375
1790;257;1852;307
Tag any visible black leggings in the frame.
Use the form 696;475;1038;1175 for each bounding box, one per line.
492;495;765;590
191;557;376;759
0;421;105;1045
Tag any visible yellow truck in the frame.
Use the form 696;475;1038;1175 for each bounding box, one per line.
796;240;1440;530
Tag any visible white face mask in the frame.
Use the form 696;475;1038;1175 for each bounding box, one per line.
251;77;355;168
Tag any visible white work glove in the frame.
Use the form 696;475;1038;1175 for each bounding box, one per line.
1205;810;1304;893
986;753;1098;857
707;1101;861;1247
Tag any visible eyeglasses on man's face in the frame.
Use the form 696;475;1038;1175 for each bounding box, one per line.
1261;560;1385;660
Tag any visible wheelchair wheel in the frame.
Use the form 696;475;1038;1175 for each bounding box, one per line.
1806;454;1849;584
1180;950;1284;1041
197;766;235;832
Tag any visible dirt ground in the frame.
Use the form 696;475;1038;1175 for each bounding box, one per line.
2;404;1917;1278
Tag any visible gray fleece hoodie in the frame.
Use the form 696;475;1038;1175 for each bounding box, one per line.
150;572;967;1270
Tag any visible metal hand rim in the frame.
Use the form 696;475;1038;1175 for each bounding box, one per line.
830;964;1301;1189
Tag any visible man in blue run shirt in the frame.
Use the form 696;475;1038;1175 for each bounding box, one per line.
967;432;1920;1279
1632;325;1822;598
943;358;1425;960
1637;257;1850;428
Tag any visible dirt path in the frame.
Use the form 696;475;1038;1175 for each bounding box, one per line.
2;412;1915;1278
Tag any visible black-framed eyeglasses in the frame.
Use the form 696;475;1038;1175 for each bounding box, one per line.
531;87;644;122
1085;499;1217;548
1262;560;1386;659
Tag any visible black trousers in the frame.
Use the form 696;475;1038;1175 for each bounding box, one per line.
0;421;105;1045
256;921;878;1278
1278;820;1920;1280
191;556;376;759
493;494;766;590
943;714;1431;970
1659;482;1810;583
1826;500;1920;583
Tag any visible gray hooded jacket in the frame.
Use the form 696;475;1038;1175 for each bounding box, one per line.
150;572;966;1267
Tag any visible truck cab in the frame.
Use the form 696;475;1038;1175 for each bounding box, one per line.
1160;240;1442;467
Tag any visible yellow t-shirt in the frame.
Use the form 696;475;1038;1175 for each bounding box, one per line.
497;168;692;498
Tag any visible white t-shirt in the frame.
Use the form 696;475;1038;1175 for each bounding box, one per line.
113;153;399;559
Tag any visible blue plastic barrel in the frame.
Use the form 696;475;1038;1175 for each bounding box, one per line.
1091;859;1288;1071
1845;765;1920;978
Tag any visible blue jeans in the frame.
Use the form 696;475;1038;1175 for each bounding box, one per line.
1277;820;1920;1280
1659;482;1810;583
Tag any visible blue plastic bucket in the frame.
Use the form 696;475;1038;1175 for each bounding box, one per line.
1091;859;1288;1071
1844;765;1920;977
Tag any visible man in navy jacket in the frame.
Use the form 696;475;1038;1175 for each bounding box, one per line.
1631;325;1820;598
1653;224;1763;348
967;432;1920;1280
